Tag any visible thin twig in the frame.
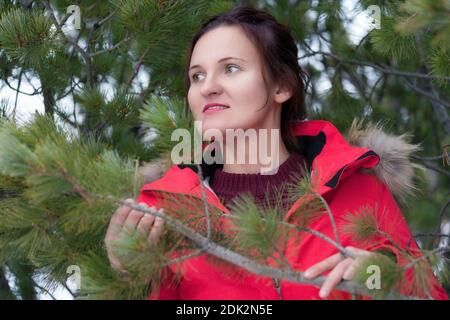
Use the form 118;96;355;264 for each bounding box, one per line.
33;283;57;300
196;165;211;239
3;77;40;96
314;192;342;253
254;210;350;257
13;70;23;122
414;233;450;239
221;214;356;258
163;249;204;267
54;109;77;127
414;155;446;161
368;74;385;107
96;10;117;27
403;247;450;271
126;47;150;90
90;36;130;57
299;50;450;82
436;198;450;234
56;79;82;100
411;156;450;178
402;78;450;108
218;212;355;259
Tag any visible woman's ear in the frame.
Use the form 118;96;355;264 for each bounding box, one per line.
273;83;292;104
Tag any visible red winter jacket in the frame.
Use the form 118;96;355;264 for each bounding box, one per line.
137;119;448;300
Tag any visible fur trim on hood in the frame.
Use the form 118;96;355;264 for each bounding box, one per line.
344;118;425;203
138;119;425;204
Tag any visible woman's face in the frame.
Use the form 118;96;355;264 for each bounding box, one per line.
187;25;291;138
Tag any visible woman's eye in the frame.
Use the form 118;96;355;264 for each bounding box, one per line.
225;64;240;73
191;73;204;82
191;65;239;82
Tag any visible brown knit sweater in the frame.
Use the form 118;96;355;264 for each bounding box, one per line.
209;152;307;211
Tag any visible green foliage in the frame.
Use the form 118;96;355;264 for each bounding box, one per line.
0;0;448;299
312;80;366;132
370;17;419;64
228;194;284;261
396;0;450;50
0;115;148;298
341;205;380;245
140;94;194;156
429;49;450;85
0;8;61;69
77;251;152;300
352;253;405;299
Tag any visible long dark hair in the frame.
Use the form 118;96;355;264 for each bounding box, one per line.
183;5;308;151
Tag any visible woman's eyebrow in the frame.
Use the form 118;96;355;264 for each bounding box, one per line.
189;57;247;70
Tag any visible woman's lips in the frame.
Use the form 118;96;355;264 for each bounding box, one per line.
202;104;230;114
203;106;230;114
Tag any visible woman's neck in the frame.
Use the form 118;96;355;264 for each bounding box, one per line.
219;131;290;175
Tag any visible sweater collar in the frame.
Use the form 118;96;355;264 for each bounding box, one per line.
209;151;307;197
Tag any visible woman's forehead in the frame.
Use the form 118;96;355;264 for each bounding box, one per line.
190;25;260;67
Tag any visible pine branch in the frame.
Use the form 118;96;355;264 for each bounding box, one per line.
99;196;423;300
221;213;356;260
299;50;450;82
43;1;94;88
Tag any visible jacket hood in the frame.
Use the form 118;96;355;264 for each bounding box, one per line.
139;119;423;203
344;118;424;203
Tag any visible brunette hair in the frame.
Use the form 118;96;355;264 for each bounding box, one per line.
183;5;308;151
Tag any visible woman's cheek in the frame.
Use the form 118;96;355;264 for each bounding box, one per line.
187;92;201;119
234;75;266;107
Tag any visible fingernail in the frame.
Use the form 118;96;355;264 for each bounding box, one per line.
319;288;328;298
304;270;312;278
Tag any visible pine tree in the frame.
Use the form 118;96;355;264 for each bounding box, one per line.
0;0;448;299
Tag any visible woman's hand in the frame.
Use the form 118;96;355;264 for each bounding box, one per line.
303;246;374;298
104;199;165;273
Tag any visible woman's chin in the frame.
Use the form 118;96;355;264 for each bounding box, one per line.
199;119;228;136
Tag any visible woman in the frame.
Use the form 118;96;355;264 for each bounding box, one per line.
105;6;448;300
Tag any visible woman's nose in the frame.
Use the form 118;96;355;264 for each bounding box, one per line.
200;73;223;97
